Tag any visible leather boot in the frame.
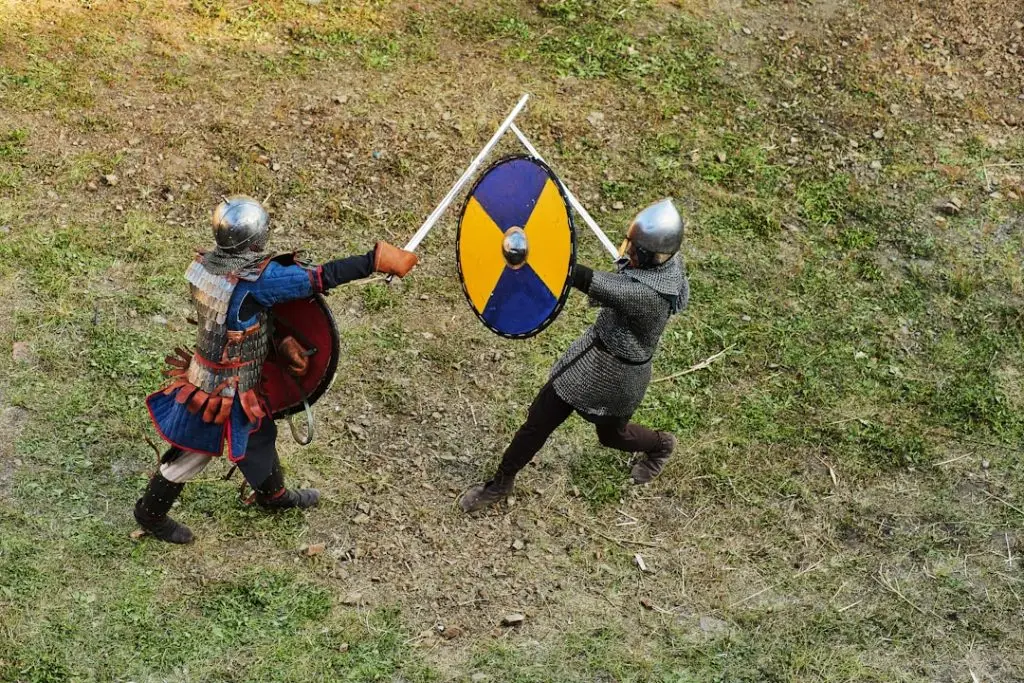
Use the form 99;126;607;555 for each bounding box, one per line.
631;432;676;484
254;461;320;510
460;471;515;513
134;473;194;544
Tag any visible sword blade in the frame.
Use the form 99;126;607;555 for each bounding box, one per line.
510;123;620;261
403;94;530;253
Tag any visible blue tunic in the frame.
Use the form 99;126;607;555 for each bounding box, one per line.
147;261;323;461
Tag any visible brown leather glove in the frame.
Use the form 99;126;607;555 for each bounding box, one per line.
373;241;418;277
278;336;310;377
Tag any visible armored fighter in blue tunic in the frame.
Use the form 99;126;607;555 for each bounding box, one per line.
137;196;418;544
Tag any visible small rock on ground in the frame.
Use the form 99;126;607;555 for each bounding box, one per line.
937;197;963;216
439;625;463;640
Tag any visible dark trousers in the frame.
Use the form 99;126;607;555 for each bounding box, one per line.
497;382;662;477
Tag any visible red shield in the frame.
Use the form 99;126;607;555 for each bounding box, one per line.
262;294;340;419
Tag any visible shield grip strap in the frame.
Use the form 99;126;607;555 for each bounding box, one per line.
283;372;315;446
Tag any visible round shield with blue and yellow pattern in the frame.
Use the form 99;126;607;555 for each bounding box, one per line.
457;155;576;339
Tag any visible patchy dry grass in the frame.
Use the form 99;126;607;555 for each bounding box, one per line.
1;0;1023;681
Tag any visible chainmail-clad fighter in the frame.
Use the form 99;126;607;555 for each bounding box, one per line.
461;199;690;513
135;196;418;543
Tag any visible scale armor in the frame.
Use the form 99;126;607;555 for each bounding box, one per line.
550;256;689;419
185;259;271;397
158;257;272;427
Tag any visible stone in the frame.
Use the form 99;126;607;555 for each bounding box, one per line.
151;314;168;325
102;173;119;186
341;592;362;606
612;201;624;210
511;539;525;551
937;198;963;216
357;501;371;514
272;163;281;171
501;613;525;627
304;543;326;556
86;181;98;191
440;625;463;640
353;513;370;525
870;160;883;170
872;129;885;140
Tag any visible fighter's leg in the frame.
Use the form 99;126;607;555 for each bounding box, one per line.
243;420;320;510
134;448;211;544
460;382;574;512
594;422;676;484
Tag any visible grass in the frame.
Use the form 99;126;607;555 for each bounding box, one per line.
1;0;1023;681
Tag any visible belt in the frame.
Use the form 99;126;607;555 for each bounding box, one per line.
593;336;652;366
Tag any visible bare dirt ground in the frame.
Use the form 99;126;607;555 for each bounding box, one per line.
1;1;1023;681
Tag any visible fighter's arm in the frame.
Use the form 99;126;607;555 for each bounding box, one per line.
570;265;658;314
322;241;418;291
321;250;374;291
246;242;418;308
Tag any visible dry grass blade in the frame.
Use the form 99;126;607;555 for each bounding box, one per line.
728;561;822;608
652;344;736;383
556;510;663;549
872;571;943;631
987;492;1024;517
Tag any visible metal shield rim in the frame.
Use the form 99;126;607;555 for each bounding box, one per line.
456;154;577;340
268;293;341;419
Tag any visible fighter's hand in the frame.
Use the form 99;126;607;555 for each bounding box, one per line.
278;336;309;377
374;241;419;278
